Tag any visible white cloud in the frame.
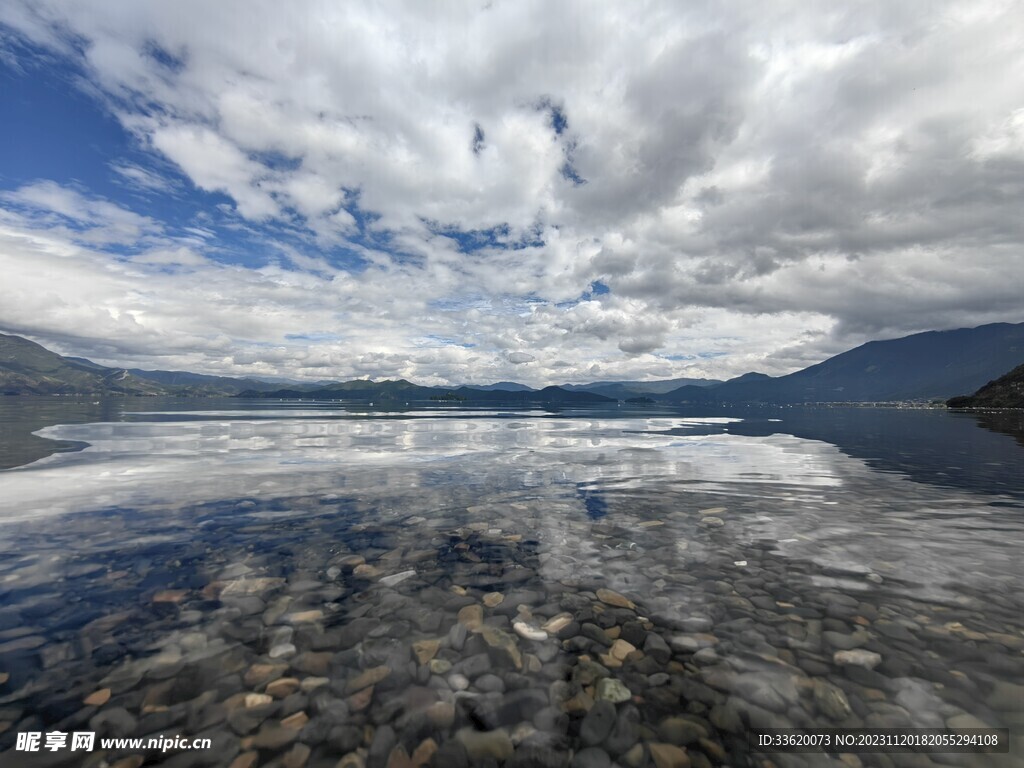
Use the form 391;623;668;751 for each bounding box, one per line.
0;1;1022;384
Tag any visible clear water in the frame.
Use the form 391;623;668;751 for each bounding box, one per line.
0;398;1021;767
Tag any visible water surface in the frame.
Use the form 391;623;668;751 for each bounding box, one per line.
0;399;1021;767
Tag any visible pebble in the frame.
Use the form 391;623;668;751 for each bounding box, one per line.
380;569;416;587
572;746;612;768
228;752;259;768
833;649;882;669
542;613;574;634
84;688;111;706
287;609;324;624
595;677;632;703
649;742;690;768
596;589;635;610
152;589;188;604
300;676;328;693
269;642;297;659
244;693;273;708
513;620;547;641
347;665;391;693
658;717;707;746
609;638;636;661
484;592;505;607
448;673;470;691
699;507;726;516
455;727;514;761
266;677;301;698
412;638;441;664
580;700;616;746
282;743;311;768
457;604;484;630
813;679;852;720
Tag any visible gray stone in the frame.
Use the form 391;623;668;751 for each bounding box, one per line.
648;673;671;687
580;700;616;746
571;746;612;768
476;674;506;694
327;725;363;754
643;632;671;664
658;716;708;746
89;707;137;738
823;630;866;651
813;679;852;720
605;704;641;756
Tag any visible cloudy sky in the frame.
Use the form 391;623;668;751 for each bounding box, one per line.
1;1;1022;385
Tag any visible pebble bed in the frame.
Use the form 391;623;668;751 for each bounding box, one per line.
0;485;1022;768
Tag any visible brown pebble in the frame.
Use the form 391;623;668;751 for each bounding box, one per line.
649;742;690;768
596;588;635;610
0;673;8;686
266;677;301;698
386;745;412;768
346;665;391;693
84;688;111;707
244;693;273;708
244;662;287;687
281;711;309;730
282;743;311;768
411;738;438;767
228;752;259;768
425;701;455;728
152;589;188;604
457;604;483;630
348;684;374;711
411;639;440;665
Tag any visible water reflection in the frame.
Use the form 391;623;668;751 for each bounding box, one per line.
0;402;1021;767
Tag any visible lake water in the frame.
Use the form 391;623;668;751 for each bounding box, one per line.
0;398;1022;768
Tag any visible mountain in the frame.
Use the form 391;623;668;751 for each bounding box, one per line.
564;377;722;397
0;333;167;396
663;322;1024;404
238;380;614;405
0;333;311;396
948;363;1024;408
724;372;771;385
463;381;535;391
126;368;308;395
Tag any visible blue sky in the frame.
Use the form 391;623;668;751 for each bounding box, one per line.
1;1;1023;385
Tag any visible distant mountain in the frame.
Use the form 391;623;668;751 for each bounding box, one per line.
724;372;772;385
948;363;1024;408
238;380;614;405
0;333;309;396
126;368;308;394
7;322;1024;405
463;381;535;391
565;377;722;396
0;333;167;396
663;323;1024;404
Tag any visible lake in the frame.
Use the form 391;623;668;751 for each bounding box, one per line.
0;398;1022;768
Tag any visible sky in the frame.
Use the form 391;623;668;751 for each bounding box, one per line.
1;1;1023;386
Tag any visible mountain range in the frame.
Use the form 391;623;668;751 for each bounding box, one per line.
2;321;1023;405
947;363;1024;409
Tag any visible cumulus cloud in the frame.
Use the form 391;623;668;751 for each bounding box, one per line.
0;0;1022;384
507;352;536;364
